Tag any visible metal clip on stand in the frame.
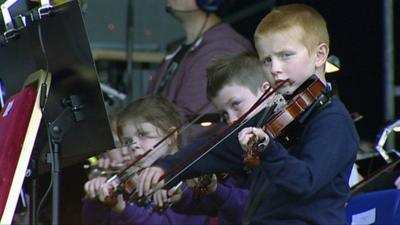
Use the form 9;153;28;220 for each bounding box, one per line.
1;0;19;44
1;0;54;45
48;95;85;225
375;119;400;163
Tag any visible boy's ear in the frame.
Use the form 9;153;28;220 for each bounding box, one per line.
168;126;178;146
315;43;329;68
260;81;271;92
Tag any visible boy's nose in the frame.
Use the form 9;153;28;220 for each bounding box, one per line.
121;146;130;156
131;143;145;155
226;113;238;125
133;149;145;158
270;60;283;77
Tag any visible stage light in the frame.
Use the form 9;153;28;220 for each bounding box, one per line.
200;121;213;127
394;125;400;133
326;55;340;73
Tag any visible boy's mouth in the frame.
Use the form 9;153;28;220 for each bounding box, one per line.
275;79;293;88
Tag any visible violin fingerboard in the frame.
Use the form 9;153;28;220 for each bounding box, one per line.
271;94;287;112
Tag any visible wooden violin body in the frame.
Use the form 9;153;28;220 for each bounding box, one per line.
243;77;327;168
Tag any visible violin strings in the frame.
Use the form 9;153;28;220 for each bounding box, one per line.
160;80;289;188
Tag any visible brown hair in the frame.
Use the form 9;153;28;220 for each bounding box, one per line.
206;51;268;100
117;95;184;147
255;4;329;53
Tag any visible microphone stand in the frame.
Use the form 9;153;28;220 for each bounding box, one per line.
123;0;135;100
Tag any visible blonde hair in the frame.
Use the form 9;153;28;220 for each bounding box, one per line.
255;4;329;53
117;95;184;148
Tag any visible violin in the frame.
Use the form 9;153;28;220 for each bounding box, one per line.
191;173;229;200
101;154;158;207
84;162;126;179
192;174;215;200
243;76;328;168
99;102;215;208
158;80;287;186
153;181;185;212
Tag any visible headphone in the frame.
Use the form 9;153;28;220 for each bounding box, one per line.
165;0;224;14
196;0;224;13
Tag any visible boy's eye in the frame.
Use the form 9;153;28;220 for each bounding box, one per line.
231;101;241;110
137;131;147;138
262;57;272;64
123;137;133;145
280;52;294;59
220;112;228;123
138;131;160;139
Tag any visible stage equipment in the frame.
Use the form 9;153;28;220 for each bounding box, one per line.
351;119;400;196
0;71;49;225
100;82;127;101
1;0;19;43
346;189;400;225
376;119;400;163
0;1;114;224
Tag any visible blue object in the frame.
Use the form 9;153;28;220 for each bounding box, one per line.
196;0;224;12
0;79;6;110
346;189;400;225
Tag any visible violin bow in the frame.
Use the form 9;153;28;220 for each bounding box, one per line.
149;80;289;193
106;101;213;184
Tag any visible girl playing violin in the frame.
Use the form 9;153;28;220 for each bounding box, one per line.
82;95;210;225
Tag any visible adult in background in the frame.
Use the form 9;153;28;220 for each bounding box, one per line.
148;0;253;143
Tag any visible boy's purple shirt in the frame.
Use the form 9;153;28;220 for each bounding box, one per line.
172;176;250;225
81;188;210;225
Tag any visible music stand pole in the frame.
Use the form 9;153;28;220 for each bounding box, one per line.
124;0;135;99
49;128;61;225
48;94;84;225
47;123;63;225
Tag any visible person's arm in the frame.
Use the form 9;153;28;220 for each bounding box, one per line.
156;132;246;185
137;134;246;198
208;180;249;223
172;178;248;224
82;197;207;225
258;112;358;197
395;176;400;189
137;107;267;195
82;199;119;225
119;203;209;225
171;183;219;216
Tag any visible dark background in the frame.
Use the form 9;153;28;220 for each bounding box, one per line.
230;0;399;144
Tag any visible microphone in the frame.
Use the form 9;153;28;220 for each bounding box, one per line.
165;6;199;14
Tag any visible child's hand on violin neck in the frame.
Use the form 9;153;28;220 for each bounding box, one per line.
187;174;218;197
153;185;183;210
84;176;122;206
238;127;270;152
137;166;165;197
84;176;108;199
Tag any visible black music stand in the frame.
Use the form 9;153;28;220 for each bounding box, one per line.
0;1;115;224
